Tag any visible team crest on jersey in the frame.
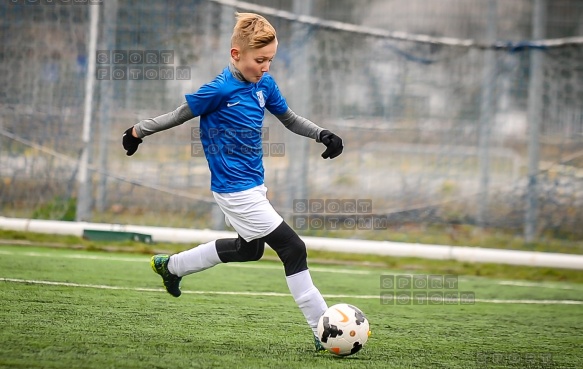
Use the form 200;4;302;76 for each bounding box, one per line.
256;90;265;108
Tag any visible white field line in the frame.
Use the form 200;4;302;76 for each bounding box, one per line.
0;249;372;275
1;277;582;305
6;249;579;284
498;280;583;291
2;248;582;296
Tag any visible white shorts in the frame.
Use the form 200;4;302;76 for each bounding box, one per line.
213;184;283;242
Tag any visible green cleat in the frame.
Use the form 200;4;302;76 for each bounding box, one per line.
314;335;326;353
150;254;182;297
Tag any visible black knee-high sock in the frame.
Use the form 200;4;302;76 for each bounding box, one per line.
215;236;265;263
214;221;308;276
264;221;327;335
263;221;308;276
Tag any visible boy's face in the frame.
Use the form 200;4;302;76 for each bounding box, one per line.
231;39;278;83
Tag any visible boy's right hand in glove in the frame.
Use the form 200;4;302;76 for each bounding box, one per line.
122;127;142;156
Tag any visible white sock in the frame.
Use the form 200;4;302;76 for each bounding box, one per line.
286;269;328;337
167;240;222;277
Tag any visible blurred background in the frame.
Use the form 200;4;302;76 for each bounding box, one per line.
1;0;582;248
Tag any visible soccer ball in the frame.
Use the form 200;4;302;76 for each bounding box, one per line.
316;303;371;356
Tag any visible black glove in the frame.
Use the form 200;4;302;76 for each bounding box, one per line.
122;127;142;156
319;130;343;159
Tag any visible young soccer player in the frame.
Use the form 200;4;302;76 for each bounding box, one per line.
122;12;343;351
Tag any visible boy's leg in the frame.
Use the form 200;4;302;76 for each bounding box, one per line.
153;237;264;297
150;254;183;297
167;240;222;276
263;221;328;339
215;236;265;263
152;240;222;297
153;184;271;297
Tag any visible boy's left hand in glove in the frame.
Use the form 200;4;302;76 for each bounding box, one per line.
320;130;343;159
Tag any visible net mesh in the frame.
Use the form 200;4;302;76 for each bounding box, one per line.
1;0;582;241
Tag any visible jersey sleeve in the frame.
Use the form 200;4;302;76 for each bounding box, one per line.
185;78;225;117
264;76;288;116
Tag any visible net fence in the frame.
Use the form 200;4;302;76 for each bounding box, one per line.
1;0;582;243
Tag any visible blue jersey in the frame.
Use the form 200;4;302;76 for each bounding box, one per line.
185;67;288;193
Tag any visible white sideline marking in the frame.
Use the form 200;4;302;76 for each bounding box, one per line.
0;249;372;275
1;277;582;305
2;248;582;294
498;280;582;291
235;263;373;275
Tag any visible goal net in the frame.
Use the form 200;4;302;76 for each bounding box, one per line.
1;0;582;241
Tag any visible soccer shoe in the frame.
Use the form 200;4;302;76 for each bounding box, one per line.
150;254;182;297
313;335;326;352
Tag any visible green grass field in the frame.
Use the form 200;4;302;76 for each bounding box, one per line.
0;244;581;369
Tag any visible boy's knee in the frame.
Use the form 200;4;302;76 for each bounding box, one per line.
243;239;265;261
278;236;308;276
216;237;264;263
288;237;307;260
263;221;308;276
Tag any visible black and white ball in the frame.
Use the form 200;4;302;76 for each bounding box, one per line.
317;303;371;356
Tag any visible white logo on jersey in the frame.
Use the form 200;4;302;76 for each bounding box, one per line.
256;90;265;108
227;101;240;107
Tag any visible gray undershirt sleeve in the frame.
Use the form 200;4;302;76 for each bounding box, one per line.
133;102;195;138
275;108;324;142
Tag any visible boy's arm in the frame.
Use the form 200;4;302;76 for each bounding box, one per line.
133;102;195;138
275;108;323;141
122;102;194;156
275;108;343;159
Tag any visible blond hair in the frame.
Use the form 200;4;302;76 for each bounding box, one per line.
231;12;276;50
